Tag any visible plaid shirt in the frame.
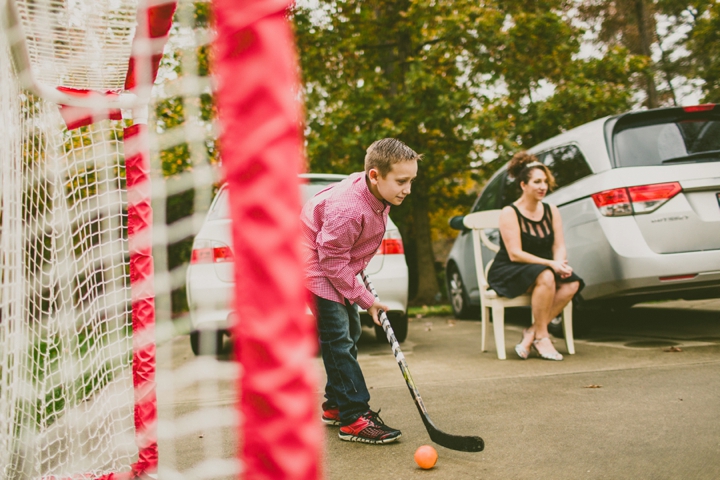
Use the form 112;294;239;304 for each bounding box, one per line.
301;172;390;309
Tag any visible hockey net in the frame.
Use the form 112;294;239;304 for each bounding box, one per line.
0;0;241;477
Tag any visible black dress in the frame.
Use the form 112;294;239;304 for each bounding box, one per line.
487;203;584;299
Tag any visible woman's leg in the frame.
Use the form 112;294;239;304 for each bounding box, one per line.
529;269;556;339
548;281;580;319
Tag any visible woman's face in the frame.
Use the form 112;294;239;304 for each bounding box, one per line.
520;168;548;200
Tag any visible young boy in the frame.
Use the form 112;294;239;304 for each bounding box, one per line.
301;138;420;444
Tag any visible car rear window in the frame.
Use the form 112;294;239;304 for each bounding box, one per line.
207;179;344;221
301;180;340;203
612;116;720;168
207;188;230;220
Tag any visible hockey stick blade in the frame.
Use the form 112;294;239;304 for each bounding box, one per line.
362;272;485;452
419;409;485;452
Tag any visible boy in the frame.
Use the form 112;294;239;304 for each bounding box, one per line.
301;138;420;444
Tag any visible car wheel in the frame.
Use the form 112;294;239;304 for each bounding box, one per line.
447;265;473;319
374;311;408;343
190;330;225;356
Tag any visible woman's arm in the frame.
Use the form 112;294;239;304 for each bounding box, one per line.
549;204;573;278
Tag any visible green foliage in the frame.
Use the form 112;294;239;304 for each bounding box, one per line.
408;304;453;317
686;1;720;102
293;0;643;303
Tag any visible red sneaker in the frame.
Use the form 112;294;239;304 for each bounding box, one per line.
322;407;341;426
338;410;401;444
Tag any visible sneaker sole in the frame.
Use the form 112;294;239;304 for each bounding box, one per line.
338;432;402;444
322;417;341;426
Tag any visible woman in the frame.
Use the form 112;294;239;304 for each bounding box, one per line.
487;151;584;361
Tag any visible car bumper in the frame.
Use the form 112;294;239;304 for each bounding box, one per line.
186;265;234;331
570;215;720;304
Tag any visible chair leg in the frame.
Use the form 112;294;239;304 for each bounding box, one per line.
491;304;506;360
563;301;575;355
481;304;489;352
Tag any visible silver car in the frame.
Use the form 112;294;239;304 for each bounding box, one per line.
446;104;720;327
186;173;410;354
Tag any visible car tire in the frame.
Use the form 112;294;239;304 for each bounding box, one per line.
190;330;225;356
374;311;408;343
447;264;473;319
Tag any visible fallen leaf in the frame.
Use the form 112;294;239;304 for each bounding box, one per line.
446;319;456;327
583;384;602;389
664;346;682;352
416;314;423;319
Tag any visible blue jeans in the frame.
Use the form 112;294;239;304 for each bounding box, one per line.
309;293;370;425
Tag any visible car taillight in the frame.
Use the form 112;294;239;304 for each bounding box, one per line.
376;230;405;255
591;182;682;216
378;238;404;255
191;242;234;264
591;188;632;216
682;104;715;113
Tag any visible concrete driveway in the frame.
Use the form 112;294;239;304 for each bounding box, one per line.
322;302;720;480
158;301;720;479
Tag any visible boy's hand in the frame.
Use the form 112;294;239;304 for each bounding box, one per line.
368;299;390;326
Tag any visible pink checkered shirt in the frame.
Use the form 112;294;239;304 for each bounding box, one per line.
301;172;390;309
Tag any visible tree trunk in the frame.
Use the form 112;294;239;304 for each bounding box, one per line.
409;184;441;305
634;0;659;108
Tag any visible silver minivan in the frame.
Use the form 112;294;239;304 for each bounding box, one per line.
446;104;720;324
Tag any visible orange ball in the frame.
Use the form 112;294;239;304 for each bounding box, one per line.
414;445;438;469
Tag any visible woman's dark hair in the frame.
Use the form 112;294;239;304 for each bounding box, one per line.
507;151;556;190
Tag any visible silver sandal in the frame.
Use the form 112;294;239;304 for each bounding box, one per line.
532;337;563;361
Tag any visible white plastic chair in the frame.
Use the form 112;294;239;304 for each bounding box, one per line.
463;210;575;360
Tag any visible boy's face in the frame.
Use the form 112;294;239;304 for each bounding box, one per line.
368;160;418;206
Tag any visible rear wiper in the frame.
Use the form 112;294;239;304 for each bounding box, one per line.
662;150;720;164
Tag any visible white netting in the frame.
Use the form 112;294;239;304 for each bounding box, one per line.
0;56;135;478
13;0;139;91
0;0;238;477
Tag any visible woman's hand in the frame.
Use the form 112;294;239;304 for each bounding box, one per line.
549;260;573;279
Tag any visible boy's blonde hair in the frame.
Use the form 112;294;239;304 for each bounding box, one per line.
364;138;422;177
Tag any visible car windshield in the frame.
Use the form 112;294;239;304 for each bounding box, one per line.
612;117;720;167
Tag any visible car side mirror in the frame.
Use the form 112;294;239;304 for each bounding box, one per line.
449;215;466;230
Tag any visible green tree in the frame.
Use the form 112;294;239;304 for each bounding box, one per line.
294;0;501;303
577;0;718;108
293;0;642;304
684;1;720;102
578;0;666;107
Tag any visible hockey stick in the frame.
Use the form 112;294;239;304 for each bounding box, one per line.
361;271;484;452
